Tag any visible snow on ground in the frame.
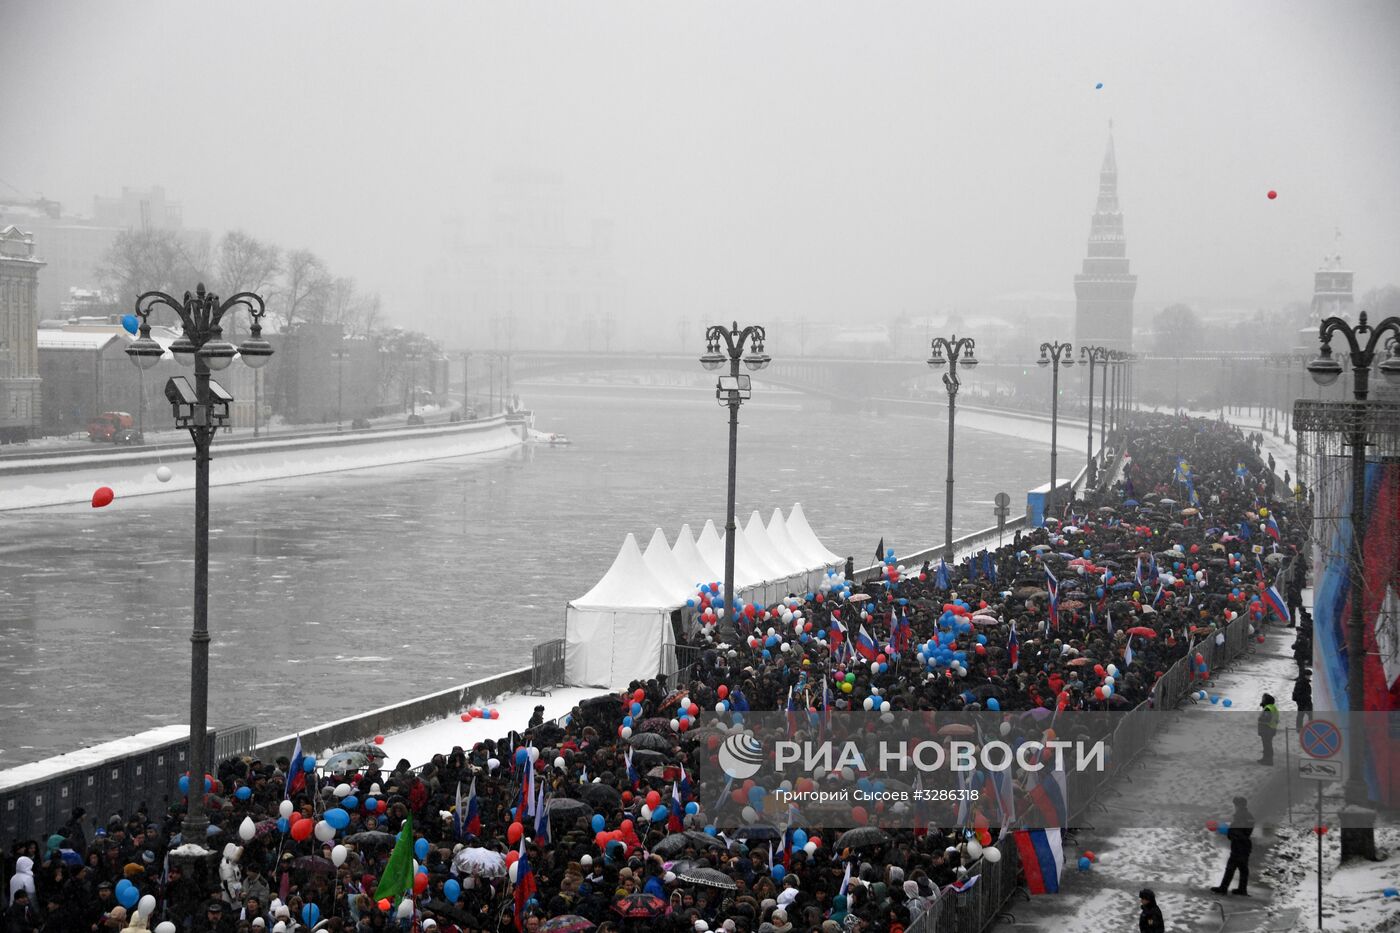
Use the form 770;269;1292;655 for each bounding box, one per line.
1010;615;1319;932
351;687;603;770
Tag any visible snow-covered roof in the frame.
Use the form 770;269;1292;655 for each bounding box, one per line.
37;330;125;351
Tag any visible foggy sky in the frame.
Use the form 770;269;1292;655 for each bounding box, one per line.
2;1;1398;332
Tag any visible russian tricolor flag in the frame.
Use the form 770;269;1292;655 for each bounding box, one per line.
855;625;878;661
1007;623;1019;671
1265;515;1281;540
1013;828;1065;895
1027;769;1068;828
1262;584;1289;622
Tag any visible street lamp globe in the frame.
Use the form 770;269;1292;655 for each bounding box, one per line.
126;336;165;370
743;350;771;371
237;336;274;369
1306;349;1343;387
1037;352;1049;368
961;349;979;369
700;349;725;371
198;340;238;371
926;352;946;369
170;334;198;368
1062;355;1075;367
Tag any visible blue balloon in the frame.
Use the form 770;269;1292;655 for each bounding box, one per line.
772;864;786;881
414;838;430;860
235;786;252;801
277;817;289;833
364;797;378;811
686;599;696;608
1222;698;1233;708
704;825;718;835
685;802;699;816
302;755;316;773
591;814;605;833
115;880;132;896
987;698;1000;711
343;795;358;810
622;715;633;727
302;904;320;927
652;805;668;823
1077;856;1091;871
792;829;808;848
121;314;139;335
117;883;139;908
747;786;765;802
1210;695;1220;704
445;879;461;902
515;749;530;767
178;775;190;796
326;808;350;830
1383;887;1399;898
631;702;643;717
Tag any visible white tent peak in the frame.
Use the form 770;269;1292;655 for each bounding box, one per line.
671;523;719;589
642;527;696;601
787;503;842;566
746;510;804;578
571;533;678;609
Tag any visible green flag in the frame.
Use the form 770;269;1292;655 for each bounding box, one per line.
373;812;415;903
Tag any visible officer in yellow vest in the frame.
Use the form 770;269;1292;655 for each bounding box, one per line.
1257;693;1280;764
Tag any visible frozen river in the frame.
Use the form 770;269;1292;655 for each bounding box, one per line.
0;385;1050;766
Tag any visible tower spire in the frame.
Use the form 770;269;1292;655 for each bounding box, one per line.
1074;123;1136;351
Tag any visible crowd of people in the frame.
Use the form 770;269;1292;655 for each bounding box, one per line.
4;411;1310;933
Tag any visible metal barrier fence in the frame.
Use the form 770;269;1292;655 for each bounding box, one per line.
527;639;566;694
214;723;258;762
903;610;1260;933
668;644;706;685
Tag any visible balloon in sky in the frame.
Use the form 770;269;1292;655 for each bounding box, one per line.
121;314;139;334
1095;82;1103;89
1267;190;1277;200
156;466;173;483
92;487;114;508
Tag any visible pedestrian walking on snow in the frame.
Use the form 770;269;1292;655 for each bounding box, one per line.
1212;797;1254;896
1138;889;1164;933
1293;670;1312;731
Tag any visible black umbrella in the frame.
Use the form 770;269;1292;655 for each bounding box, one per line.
419;897;478;929
292;856;335;874
578;784;623;809
630;748;668;766
344;831;395;846
834;827;890;849
735;823;781;841
628;732;673;752
650;831;724;858
674;866;739;891
546;798;594;819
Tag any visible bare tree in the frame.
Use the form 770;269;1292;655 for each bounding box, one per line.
214;231;281;334
274;248;332;329
1152;303;1205;355
355;292;383;335
97;228;210;313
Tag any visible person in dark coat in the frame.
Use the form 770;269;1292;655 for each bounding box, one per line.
1212;796;1254;896
1293;670;1313;731
1138;888;1164;933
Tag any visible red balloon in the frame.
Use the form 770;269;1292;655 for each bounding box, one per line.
678;718;690;732
505;851;519;867
1267;190;1277;200
507;821;524;845
646;790;661;808
634;688;646;703
595;831;609;849
377;800;387;813
688;703;700;717
731;789;747;804
717;685;729;699
851;806;868;825
622;791;633;803
1313;824;1328;836
290;819;314;841
1205;820;1219;832
377;899;391;913
414;873;429;894
461;713;471;721
374;735;385;745
620;819;635;836
91;486;114;508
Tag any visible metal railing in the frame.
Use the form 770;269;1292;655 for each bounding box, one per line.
526;638;565;695
214;723;258;762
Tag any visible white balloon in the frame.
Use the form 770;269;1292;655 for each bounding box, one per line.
156;924;177;933
230;846;243;863
487;758;500;771
670;719;680;731
554;756;566;770
331;844;347;867
862;697;874;711
640;805;652;820
223;843;239;861
966;840;983;860
803;842;817;855
155;465;173;483
741;806;757;823
138;894;156;917
999;722;1011;736
983;846;1002;864
335;783;352;797
509;861;521;884
527;747;540;763
397;898;414;919
314;819;336;842
278;800;294;818
239;816;256;841
715;702;726;713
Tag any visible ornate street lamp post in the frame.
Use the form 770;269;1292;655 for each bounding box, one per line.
1306;310;1400;808
1038;341;1075;512
332;346;350;430
1080;345;1109;485
700;322;770;641
927;335;978;560
123;283;272;844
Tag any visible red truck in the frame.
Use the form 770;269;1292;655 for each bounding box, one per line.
87;411;134;442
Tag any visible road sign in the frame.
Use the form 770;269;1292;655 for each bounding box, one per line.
1299;720;1342;759
1298;757;1346;783
994;492;1011;508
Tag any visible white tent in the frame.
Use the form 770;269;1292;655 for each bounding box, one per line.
696;519;759;590
768;508;828;591
786;503;843;568
671;523;719;590
642;528;696;604
743;511;807;602
564;533;679;689
731;521;785;605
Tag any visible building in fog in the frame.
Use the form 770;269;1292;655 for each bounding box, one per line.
422;168;623;351
1073;129;1137;351
92;186;183;231
0;225;44;441
1311;231;1353;321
